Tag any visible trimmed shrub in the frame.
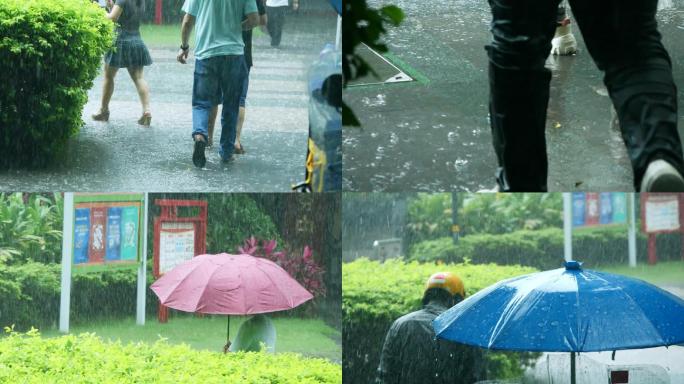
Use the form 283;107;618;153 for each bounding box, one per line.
0;0;113;168
0;329;341;383
0;262;158;330
408;226;683;270
342;258;538;384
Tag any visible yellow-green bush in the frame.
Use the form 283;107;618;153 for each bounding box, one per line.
0;0;113;167
342;258;537;384
0;329;341;383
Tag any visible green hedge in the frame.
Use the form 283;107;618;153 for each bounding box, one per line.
342;258;538;384
408;226;683;269
0;330;341;383
0;262;159;331
0;0;112;168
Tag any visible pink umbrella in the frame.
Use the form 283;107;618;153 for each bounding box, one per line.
150;253;313;348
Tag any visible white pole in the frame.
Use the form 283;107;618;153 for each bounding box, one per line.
335;15;341;51
628;193;637;268
59;192;75;334
563;193;573;262
136;193;148;325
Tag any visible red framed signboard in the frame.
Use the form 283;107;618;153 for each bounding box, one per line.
153;199;207;322
640;193;684;265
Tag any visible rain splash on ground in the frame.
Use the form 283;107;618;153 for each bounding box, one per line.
0;13;336;192
343;0;684;192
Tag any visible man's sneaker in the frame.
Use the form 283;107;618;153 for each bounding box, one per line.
477;185;500;193
192;138;207;168
640;159;684;192
550;21;578;56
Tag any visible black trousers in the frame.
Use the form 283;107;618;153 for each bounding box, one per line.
266;6;287;47
488;0;684;191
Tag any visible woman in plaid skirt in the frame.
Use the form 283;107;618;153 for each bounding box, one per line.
93;0;153;126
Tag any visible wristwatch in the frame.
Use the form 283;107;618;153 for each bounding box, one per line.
180;44;189;51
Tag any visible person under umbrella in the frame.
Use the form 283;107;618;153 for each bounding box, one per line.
376;272;485;384
150;253;313;351
226;314;276;354
434;261;684;384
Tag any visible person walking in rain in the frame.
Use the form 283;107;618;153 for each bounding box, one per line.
485;0;684;192
265;0;298;48
178;0;260;168
207;0;268;153
227;314;277;353
376;272;485;384
92;0;153;126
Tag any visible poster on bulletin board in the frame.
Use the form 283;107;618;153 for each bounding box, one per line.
72;194;144;267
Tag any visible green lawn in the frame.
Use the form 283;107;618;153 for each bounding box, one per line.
41;315;341;362
139;23;266;49
597;260;684;285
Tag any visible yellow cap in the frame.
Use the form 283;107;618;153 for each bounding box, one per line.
426;272;465;298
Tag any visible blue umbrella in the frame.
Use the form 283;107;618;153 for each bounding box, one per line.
328;0;341;15
433;261;684;383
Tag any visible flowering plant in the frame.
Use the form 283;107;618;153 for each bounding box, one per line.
239;237;326;298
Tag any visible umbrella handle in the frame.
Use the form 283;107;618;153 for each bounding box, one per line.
570;351;576;384
224;316;231;354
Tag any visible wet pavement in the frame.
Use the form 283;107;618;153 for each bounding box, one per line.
343;0;684;192
0;14;337;192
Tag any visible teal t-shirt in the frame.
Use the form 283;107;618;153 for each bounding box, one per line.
182;0;258;60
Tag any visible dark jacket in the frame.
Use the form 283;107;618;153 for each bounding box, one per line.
376;301;486;384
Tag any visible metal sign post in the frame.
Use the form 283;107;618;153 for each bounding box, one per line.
59;193;75;333
628;193;637;268
563;193;572;262
136;193;149;325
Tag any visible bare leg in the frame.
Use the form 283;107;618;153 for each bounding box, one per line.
208;105;219;147
127;67;151;114
236;106;245;150
99;64;119;114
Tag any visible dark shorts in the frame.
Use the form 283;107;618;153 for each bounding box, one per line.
105;30;153;68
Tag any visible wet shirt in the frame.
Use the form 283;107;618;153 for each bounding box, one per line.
376;302;485;384
182;0;258;60
229;315;276;353
243;0;266;69
114;0;143;33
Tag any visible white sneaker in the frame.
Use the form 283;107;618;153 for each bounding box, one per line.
550;23;578;56
640;159;684;192
477;185;500;193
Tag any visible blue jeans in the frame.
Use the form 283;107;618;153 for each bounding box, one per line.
192;55;247;160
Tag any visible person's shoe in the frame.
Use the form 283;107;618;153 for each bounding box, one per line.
221;155;235;164
137;112;152;127
550;20;578;56
92;109;110;122
192;136;207;168
640;159;684;192
234;144;245;155
477;185;500;193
